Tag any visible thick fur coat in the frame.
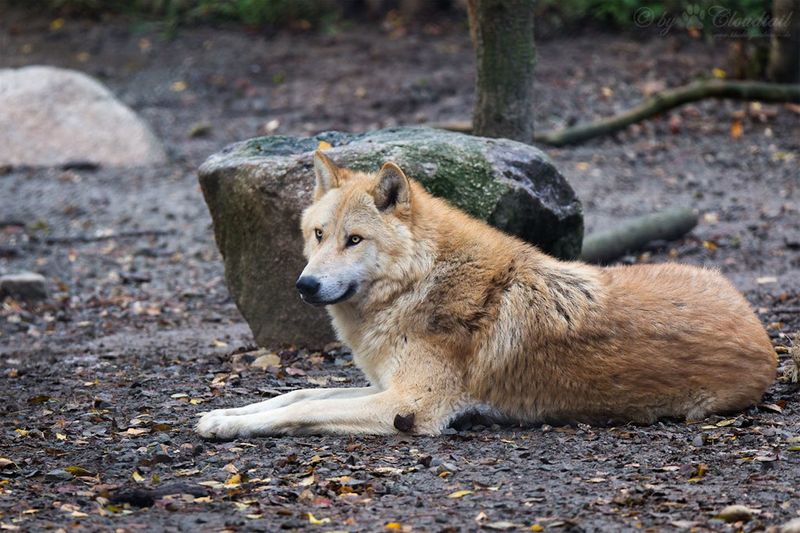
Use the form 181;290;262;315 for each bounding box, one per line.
196;152;776;439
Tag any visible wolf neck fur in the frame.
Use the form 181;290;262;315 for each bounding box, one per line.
327;181;600;362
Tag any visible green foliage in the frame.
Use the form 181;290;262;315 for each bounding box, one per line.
5;0;339;29
536;0;773;34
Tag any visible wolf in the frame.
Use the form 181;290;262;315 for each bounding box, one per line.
196;151;776;439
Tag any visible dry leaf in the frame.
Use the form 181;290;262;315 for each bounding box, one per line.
308;512;330;525
252;352;281;370
730;118;743;139
385;523;403;530
171;81;187;92
688;463;708;482
712;67;727;79
65;466;93;477
447;489;473;498
317;141;332;151
131;471;145;483
224;474;242;487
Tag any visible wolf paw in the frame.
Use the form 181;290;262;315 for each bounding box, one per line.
195;413;244;440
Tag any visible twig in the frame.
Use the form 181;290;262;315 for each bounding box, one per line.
31;230;175;245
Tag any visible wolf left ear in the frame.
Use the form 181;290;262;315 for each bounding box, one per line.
313;150;341;200
373;162;411;212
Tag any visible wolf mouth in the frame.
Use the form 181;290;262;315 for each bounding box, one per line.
302;282;357;306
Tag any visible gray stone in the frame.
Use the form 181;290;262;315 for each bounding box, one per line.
0;66;166;167
198;127;583;347
45;469;73;481
782;518;800;533
0;271;48;302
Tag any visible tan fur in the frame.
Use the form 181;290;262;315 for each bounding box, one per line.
196;153;776;439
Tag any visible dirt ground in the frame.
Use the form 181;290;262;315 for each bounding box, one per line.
1;10;799;532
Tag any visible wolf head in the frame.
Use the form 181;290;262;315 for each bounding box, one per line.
297;150;417;306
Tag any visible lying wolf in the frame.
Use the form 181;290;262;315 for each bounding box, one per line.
196;151;776;439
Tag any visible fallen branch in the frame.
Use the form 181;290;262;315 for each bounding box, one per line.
429;80;800;146
580;207;698;264
32;230;174;245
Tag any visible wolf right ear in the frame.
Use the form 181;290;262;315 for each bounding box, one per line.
372;162;411;212
313;150;341;200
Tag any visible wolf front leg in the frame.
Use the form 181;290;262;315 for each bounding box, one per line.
198;386;380;418
195;383;465;439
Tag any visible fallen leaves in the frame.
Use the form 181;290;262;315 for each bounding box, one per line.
307;512;330;525
730;118;743;139
252;351;281;370
224;474;242;488
64;466;94;477
687;463;708;483
447;489;473;499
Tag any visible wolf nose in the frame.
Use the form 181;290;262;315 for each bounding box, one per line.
295;276;321;298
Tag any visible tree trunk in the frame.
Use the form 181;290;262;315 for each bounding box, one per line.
468;0;536;143
767;0;800;82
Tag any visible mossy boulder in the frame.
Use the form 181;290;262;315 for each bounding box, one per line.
199;127;582;347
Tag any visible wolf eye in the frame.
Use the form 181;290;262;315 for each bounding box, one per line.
314;228;323;242
347;235;362;246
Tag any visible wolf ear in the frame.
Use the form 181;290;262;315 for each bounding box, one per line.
313;150;341;200
372;162;411;212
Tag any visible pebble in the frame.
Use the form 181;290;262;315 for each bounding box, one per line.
45;468;73;481
782;518;800;533
0;271;47;302
716;504;755;523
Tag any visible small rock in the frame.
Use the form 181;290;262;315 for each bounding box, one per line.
0;272;47;302
781;518;800;533
440;461;459;473
716;504;756;523
188;121;213;138
45;468;73;481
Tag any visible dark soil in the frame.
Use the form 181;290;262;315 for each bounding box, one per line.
1;10;799;532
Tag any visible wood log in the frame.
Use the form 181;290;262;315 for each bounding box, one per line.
580;207;698;264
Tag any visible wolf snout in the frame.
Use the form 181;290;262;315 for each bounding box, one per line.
296;275;321;298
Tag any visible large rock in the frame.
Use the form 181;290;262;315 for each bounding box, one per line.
199;127;583;347
0;66;166;167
